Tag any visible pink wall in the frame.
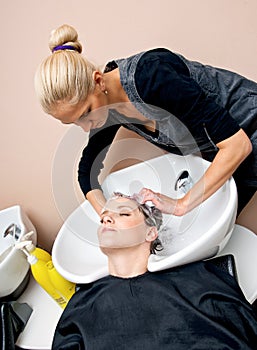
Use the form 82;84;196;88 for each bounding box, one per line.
1;0;257;251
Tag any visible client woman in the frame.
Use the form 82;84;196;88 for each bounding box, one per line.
52;193;257;349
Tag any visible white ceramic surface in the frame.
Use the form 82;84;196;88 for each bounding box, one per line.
16;275;63;350
0;205;37;298
217;224;257;304
52;154;237;283
52;201;108;284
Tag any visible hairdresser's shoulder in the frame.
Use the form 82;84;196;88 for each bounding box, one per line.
137;47;182;64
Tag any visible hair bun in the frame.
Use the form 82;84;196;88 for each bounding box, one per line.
49;24;83;53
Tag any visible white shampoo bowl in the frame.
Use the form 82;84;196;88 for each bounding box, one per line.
52;154;237;283
0;205;37;299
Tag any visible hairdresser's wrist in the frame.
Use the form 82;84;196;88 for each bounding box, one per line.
173;197;189;216
86;189;106;215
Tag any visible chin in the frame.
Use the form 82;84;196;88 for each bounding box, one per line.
99;245;119;256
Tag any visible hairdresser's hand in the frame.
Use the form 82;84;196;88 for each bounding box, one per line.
138;188;186;216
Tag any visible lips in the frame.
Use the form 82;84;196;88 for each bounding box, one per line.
101;227;116;234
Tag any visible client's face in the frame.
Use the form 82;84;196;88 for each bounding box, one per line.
97;197;149;250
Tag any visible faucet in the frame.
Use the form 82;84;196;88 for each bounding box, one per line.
174;170;193;194
3;223;21;240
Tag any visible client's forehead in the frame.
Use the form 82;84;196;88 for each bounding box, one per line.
103;197;139;213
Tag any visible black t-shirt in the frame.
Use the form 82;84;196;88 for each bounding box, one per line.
78;49;241;196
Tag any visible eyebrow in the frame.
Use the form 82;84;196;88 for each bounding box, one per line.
101;205;136;216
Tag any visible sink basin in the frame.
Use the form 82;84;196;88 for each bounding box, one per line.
52;154;237;283
0;205;37;299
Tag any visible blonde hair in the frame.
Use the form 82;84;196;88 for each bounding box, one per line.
34;24;97;114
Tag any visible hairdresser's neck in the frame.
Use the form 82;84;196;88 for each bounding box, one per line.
104;69;155;126
104;68;130;104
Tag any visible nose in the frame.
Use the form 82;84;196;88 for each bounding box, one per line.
101;214;114;224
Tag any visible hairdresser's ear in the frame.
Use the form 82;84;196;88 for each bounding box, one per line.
92;71;105;91
145;227;158;243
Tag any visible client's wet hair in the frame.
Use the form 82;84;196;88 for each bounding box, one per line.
113;192;163;254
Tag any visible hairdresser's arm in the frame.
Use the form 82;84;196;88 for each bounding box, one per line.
140;129;252;215
78;123;120;213
86;189;107;215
